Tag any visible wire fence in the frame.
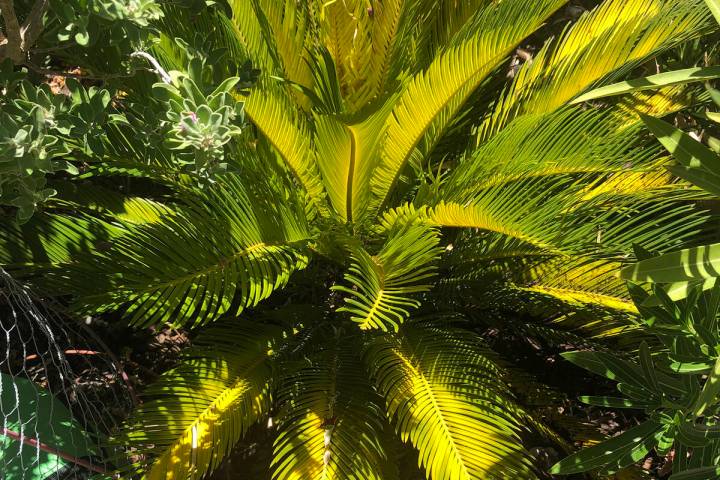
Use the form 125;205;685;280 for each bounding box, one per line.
0;268;133;480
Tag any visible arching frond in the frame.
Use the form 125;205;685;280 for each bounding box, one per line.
444;108;658;195
369;0;565;213
121;321;283;480
0;212;121;270
430;107;707;257
517;259;639;314
272;335;397;480
333;222;442;331
52;183;177;225
60;175;312;327
366;324;537;480
478;0;710;140
414;0;496;62
245;83;327;212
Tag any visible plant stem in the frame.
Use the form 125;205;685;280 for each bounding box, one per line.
1;427;108;475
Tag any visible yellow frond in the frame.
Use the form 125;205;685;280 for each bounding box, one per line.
518;259;638;314
123;323;282;480
430;201;564;254
334;222;442;331
314;98;395;221
227;0;276;70
613;85;700;121
320;0;370;109
479;0;710;140
523;286;639;314
368;326;537;480
579;168;675;202
258;0;315;106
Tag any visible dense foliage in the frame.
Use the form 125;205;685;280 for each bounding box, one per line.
2;0;720;479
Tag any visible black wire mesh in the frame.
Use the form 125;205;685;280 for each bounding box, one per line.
0;269;133;480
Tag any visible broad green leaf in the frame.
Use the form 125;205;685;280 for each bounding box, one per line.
571;67;720;104
550;420;664;475
666;164;720;196
705;0;720;25
620;243;720;284
670;466;720;480
0;373;97;480
561;351;650;390
641;114;720;195
691;355;720;416
578;396;657;409
704;111;720;123
676;422;720;448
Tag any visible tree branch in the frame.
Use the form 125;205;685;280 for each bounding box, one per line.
21;0;49;50
0;0;23;62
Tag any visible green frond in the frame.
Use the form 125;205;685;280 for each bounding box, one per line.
413;0;498;62
0;212;121;270
225;0;316;110
154;5;248;70
244;83;328;212
444;108;658;195
61;175;312;327
549;310;643;343
317;0;388;111
430;200;568;254
478;0;711;140
52;183;176;225
366;324;537;480
334;222;442;331
272;336;397;480
121;321;283;480
431;107;708;257
369;0;564;214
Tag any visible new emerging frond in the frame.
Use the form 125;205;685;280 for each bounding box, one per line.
244;82;328;213
334;222;442;331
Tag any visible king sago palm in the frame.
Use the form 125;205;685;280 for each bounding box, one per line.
2;0;718;479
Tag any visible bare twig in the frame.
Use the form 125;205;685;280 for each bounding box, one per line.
130;51;172;84
79;321;141;407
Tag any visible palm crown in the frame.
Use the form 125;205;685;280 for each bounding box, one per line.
4;0;717;479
